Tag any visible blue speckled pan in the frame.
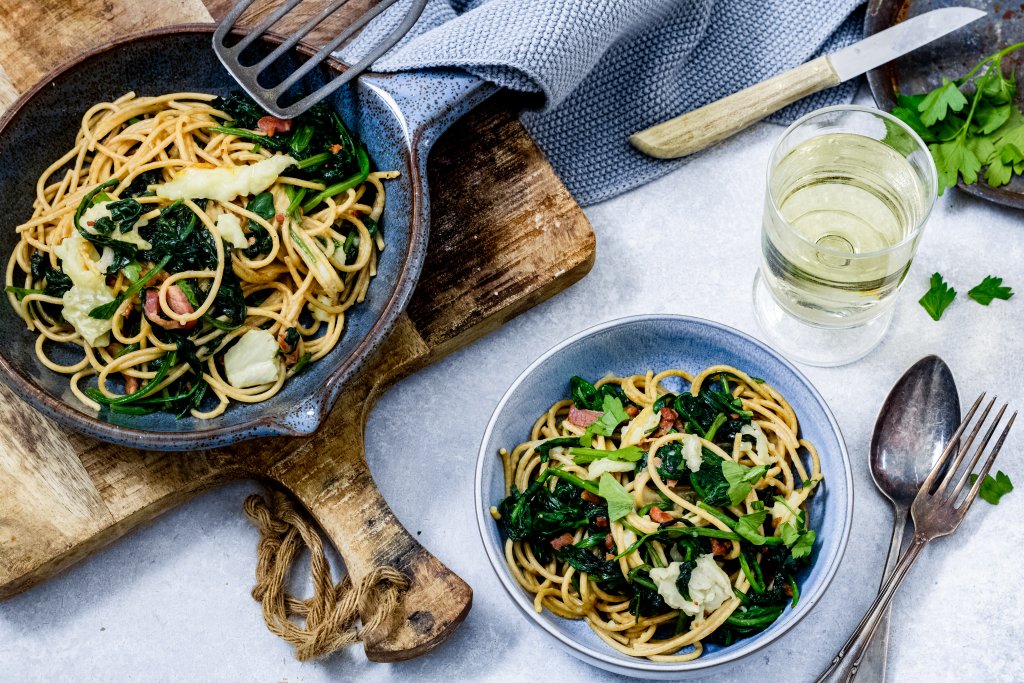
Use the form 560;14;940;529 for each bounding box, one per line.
0;25;494;450
475;315;853;679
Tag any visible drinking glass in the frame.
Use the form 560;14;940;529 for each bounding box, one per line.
753;105;938;367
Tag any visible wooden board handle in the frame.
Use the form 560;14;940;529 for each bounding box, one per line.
265;314;471;661
629;56;841;159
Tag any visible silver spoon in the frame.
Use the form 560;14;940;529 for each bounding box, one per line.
855;355;960;681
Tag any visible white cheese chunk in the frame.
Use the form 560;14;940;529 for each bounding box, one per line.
156;155;296;202
741;423;772;465
649;554;733;623
215;212;249;249
682;433;703;472
52;234;115;346
223;329;281;389
620;405;660;447
311;294;333;322
586;458;635;480
79;201;152;250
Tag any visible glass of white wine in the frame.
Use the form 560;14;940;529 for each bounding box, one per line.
753;105;937;366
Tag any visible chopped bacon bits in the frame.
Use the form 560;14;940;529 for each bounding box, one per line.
143;287;196;331
568;405;603;427
605;553;616;561
123;374;139;394
711;538;730;557
595;516;608;528
782;582;794;598
604;534;614;550
257;116;293;137
581;491;602;504
277;328;300;366
549;533;574;551
275;213;285;223
624;404;639;418
666;479;678;487
329;143;343;154
652;407;679;438
649;506;673;523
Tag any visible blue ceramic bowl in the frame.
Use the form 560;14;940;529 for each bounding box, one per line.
0;26;491;449
474;314;853;678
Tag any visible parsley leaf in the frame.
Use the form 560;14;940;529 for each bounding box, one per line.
919;273;957;321
779;521;816;559
598;473;633;521
970;471;1014;505
580;394;629;446
570;445;645;465
721;459;768;506
918;78;968;126
967;276;1013;305
734;510;771;545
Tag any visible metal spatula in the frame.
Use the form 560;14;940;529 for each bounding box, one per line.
212;0;426;119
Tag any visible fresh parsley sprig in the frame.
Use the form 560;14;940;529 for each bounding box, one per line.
891;41;1024;193
919;273;957;321
968;275;1014;305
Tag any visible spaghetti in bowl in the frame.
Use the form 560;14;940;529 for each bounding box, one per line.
0;28;426;449
474;315;852;677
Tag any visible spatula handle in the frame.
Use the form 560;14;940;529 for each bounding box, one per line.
629;56;841;159
267;314;472;661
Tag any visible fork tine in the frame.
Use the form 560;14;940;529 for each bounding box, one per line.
958;411;1016;513
273;0;402;95
252;0;354;73
934;395;995;495
233;0;306;55
917;393;984;496
949;403;1007;500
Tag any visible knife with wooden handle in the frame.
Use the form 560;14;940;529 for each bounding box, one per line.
629;6;985;159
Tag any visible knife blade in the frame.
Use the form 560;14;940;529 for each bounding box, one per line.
629;7;986;160
831;6;985;80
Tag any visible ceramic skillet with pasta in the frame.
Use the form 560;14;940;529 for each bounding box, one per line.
0;26;494;449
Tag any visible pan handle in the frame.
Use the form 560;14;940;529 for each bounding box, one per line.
261;313;473;661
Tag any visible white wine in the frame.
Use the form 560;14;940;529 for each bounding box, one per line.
762;132;931;327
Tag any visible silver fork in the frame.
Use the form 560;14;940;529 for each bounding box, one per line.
817;393;1016;682
213;0;427;119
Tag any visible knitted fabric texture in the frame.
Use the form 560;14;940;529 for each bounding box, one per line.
351;0;866;205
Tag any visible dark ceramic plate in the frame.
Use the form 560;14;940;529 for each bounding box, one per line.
865;0;1024;209
0;26;493;450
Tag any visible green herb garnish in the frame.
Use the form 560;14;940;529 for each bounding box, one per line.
968;275;1013;305
919;272;957;321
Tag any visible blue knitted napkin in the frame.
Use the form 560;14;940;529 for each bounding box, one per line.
352;0;866;205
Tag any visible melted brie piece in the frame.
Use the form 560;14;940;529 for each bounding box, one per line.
156;155;297;202
214;213;248;249
620;405;660;447
52;234;116;346
80;201;151;250
223;329;281;388
682;433;703;472
649;554;733;622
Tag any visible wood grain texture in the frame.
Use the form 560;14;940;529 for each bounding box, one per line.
629;55;841;159
0;0;594;663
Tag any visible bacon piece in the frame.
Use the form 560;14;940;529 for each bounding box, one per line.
581;491;602;504
652;407;679;438
143;288;196;331
605;553;616;561
568;405;602;427
782;581;794;598
549;533;574;551
710;538;730;557
595;516;608;528
666;479;678;487
275;212;285;223
277;328;300;367
624;404;639;418
257;116;293;137
123;374;139;394
329;143;343;154
649;506;673;523
604;534;614;550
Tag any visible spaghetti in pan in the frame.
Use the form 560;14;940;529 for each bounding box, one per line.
5;91;397;418
490;366;822;661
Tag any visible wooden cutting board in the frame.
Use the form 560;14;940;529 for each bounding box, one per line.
0;0;594;663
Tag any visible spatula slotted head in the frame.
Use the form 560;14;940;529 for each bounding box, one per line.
212;0;426;119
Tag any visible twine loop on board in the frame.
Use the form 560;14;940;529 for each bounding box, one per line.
243;488;409;661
